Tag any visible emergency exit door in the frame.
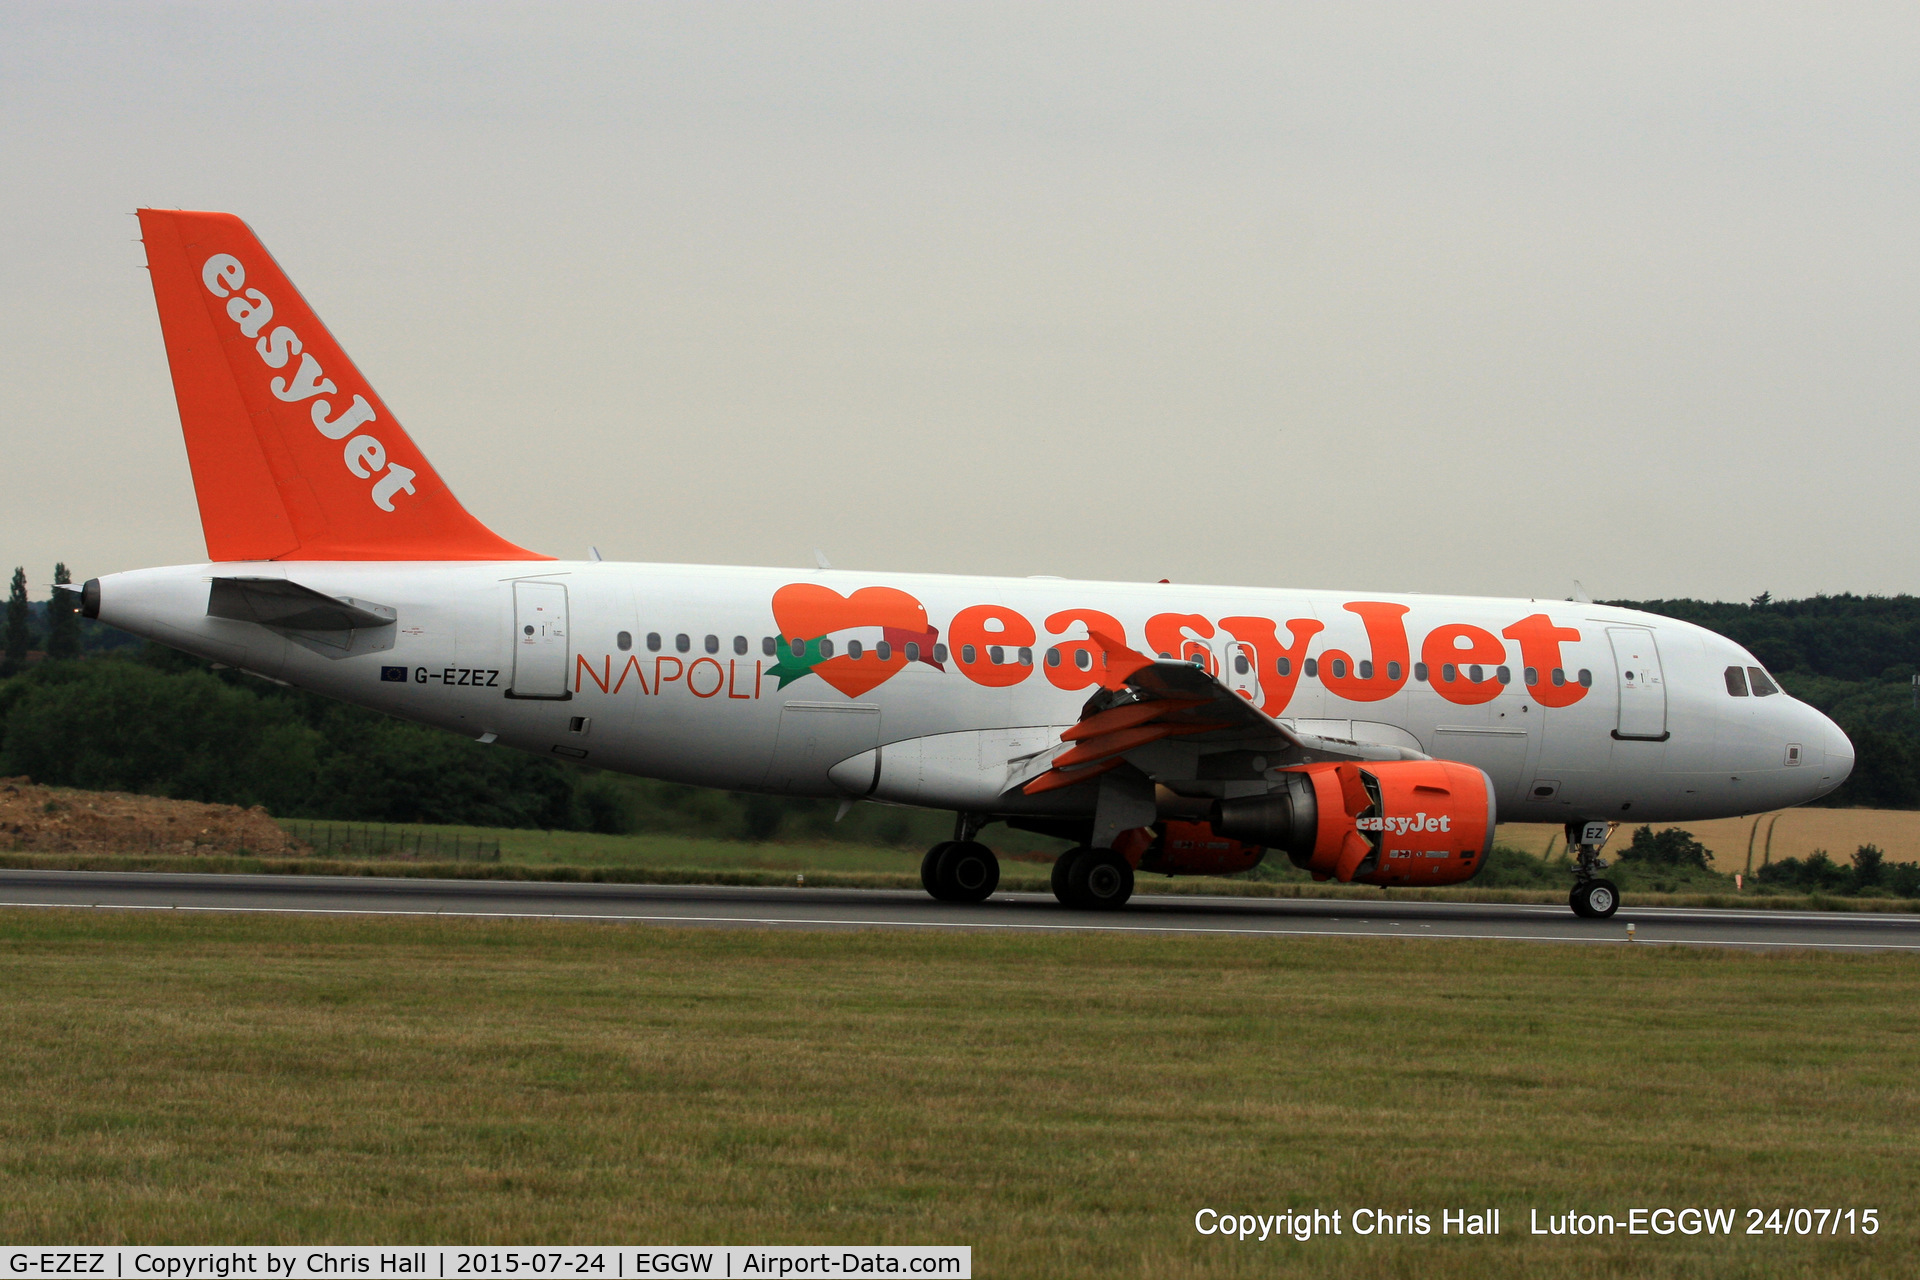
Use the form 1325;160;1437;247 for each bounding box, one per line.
510;580;570;699
1225;641;1262;703
1608;626;1667;740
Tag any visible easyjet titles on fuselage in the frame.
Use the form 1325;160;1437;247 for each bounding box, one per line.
571;589;1594;720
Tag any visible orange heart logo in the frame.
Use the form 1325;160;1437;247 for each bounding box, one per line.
770;584;935;698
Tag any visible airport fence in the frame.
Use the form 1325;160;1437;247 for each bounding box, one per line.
282;820;503;862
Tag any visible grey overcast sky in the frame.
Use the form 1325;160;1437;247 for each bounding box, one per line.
3;3;1917;601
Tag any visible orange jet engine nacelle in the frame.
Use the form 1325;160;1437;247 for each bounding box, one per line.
1209;759;1495;887
1117;821;1268;877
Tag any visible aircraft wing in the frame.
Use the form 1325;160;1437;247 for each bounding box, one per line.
1015;629;1426;796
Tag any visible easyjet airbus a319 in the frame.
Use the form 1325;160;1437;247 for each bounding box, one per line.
82;211;1854;917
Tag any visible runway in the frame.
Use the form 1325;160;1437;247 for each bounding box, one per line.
2;868;1918;951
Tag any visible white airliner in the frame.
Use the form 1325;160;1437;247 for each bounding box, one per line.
82;211;1853;918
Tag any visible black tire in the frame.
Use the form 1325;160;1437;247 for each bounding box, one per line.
1052;846;1091;905
922;841;957;900
1069;848;1134;910
936;841;1000;903
1570;879;1621;919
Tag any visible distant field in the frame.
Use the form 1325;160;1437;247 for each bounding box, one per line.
0;910;1913;1278
1498;808;1920;873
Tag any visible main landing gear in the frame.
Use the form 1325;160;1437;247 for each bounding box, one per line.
1566;820;1620;919
920;840;1000;903
920;813;1002;903
914;814;1134;910
1051;846;1134;910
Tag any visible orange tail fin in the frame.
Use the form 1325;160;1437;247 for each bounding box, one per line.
137;209;546;562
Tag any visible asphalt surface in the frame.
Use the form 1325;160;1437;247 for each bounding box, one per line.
2;868;1917;951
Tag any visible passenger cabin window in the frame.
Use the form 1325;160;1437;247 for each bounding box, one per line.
1019;647;1033;666
988;645;1004;665
1047;647;1062;667
1358;660;1372;679
1330;658;1348;678
1496;666;1511;685
675;633;690;653
762;636;776;656
1725;666;1750;696
1413;663;1428;682
617;631;632;652
1303;658;1318;678
906;642;921;662
1233;653;1249;675
704;634;719;654
1076;650;1091;670
734;635;748;655
818;638;834;658
1387;662;1402;681
1577;668;1592;687
646;632;662;652
848;639;864;660
1276;657;1292;676
933;644;949;663
961;644;977;664
1524;666;1538;686
1442;663;1457;683
1748;667;1780;697
877;641;892;661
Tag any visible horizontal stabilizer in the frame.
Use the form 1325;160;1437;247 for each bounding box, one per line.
207;577;395;632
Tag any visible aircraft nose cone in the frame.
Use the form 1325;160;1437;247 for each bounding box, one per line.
1826;715;1855;782
1808;708;1853;799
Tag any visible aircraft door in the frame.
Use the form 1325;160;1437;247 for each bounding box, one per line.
1225;641;1261;703
1608;626;1667;740
510;580;570;699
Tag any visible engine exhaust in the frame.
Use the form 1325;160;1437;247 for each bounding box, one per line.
1211;771;1320;864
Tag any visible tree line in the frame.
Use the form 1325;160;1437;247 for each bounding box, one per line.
4;565;82;673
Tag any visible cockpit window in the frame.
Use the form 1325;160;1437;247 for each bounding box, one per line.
1724;666;1749;697
1748;666;1780;697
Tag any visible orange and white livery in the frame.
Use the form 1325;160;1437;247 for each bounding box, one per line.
84;211;1855;918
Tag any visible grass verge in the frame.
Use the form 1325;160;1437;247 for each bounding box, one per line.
3;848;1919;913
0;910;1914;1278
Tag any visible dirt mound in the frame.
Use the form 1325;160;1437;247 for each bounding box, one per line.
0;778;307;856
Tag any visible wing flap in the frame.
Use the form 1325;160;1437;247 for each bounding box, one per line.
1015;627;1427;796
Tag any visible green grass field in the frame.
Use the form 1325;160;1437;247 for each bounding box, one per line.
279;818;1063;882
0;909;1914;1277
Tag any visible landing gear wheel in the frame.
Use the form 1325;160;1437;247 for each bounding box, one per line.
1052;847;1091;906
936;841;1000;903
1069;848;1134;910
1570;879;1620;919
921;841;958;900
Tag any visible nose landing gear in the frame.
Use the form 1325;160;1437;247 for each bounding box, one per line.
1566;820;1620;919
